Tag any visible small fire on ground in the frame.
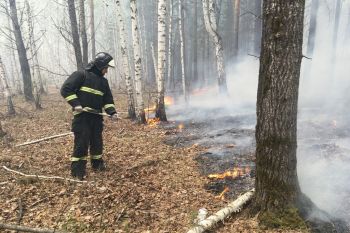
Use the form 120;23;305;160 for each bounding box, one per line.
208;167;251;180
147;118;160;127
215;186;229;201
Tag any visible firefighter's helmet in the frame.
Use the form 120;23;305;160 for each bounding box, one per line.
93;52;114;70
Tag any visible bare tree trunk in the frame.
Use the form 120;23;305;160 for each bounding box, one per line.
130;0;146;124
166;0;173;91
306;0;318;58
25;0;45;95
89;0;96;58
331;0;341;63
4;0;22;94
233;0;240;58
116;0;136;119
0;56;16;115
67;0;83;70
253;0;262;55
178;0;187;102
79;0;88;66
155;0;168;121
9;0;34;101
193;0;198;86
254;0;319;228
202;0;228;94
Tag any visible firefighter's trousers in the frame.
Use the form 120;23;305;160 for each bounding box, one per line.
71;113;103;161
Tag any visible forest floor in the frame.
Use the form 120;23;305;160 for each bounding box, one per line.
0;91;306;232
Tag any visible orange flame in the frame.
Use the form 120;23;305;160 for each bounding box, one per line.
208;167;251;179
147;118;160;127
215;187;229;201
144;96;174;113
164;96;174;106
178;123;184;132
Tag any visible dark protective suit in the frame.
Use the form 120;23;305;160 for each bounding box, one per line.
61;66;116;177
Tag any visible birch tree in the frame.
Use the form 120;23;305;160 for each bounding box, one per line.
130;0;146;124
67;0;83;70
0;56;16;115
178;0;187;102
202;0;228;94
116;0;136;119
9;0;34;101
89;0;96;58
155;0;167;121
79;0;88;66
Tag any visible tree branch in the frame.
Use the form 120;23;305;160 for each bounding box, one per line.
0;222;66;233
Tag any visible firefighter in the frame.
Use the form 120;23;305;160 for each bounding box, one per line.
61;52;118;180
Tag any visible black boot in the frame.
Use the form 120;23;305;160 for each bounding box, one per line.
71;160;87;180
91;159;106;171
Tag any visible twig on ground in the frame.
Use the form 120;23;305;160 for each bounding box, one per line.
0;222;65;233
15;132;73;147
115;207;126;223
2;166;87;183
0;181;9;185
17;198;24;227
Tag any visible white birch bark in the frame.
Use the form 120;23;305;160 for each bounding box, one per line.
0;56;15;115
187;189;255;233
155;0;167;121
116;0;136;119
130;0;146;123
178;0;187;102
202;0;228;94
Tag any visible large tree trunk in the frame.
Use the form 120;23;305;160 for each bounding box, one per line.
116;0;136;120
67;0;83;70
79;0;89;66
202;0;228;94
155;0;168;121
178;0;187;102
89;0;96;58
255;0;309;228
9;0;33;101
256;0;304;211
130;0;146;124
232;0;240;58
0;56;16;115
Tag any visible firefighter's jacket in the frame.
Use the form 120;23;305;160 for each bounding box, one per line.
61;68;116;116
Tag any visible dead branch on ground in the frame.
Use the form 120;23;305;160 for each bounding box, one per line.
2;166;86;183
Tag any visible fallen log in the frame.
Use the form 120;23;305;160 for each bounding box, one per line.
187;189;255;233
2;166;86;183
0;222;65;233
15;132;73;147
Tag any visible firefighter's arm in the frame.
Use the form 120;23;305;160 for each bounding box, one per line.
60;71;84;108
103;80;117;116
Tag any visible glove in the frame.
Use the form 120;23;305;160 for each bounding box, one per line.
109;113;119;121
74;105;83;113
